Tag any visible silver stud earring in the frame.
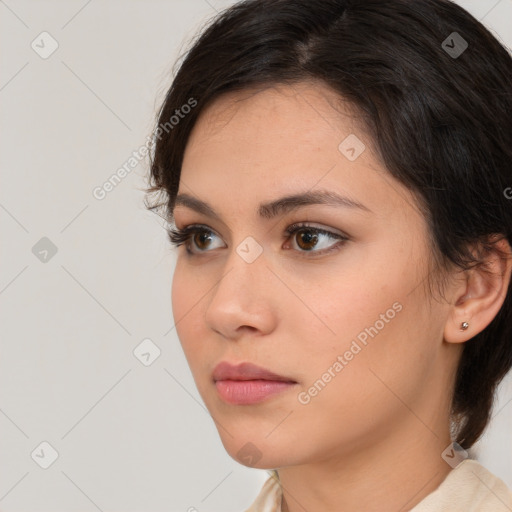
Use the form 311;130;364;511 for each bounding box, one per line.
460;321;469;331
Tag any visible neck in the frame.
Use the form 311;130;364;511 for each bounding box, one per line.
278;417;454;512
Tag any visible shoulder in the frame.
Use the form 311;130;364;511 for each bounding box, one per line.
411;459;512;512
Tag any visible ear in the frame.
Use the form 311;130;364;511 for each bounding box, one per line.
444;235;512;344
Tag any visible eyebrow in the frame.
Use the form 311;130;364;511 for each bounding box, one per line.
173;189;372;221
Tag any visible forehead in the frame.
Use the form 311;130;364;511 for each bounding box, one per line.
179;82;419;221
185;81;360;153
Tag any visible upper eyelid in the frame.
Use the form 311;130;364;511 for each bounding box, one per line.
174;222;345;238
171;199;365;234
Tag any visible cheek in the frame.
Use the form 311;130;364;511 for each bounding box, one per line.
321;293;431;415
171;263;205;356
288;304;428;457
291;261;392;348
294;250;431;403
171;264;187;331
312;238;424;358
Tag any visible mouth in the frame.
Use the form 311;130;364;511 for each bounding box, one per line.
212;361;298;405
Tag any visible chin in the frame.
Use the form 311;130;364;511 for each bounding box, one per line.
216;432;294;469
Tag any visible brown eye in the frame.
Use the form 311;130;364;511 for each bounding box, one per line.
193;231;214;250
168;223;348;258
294;228;319;251
285;223;349;256
167;225;226;254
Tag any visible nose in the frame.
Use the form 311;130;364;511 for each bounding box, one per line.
203;242;277;340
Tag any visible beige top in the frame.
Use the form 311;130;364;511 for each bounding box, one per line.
244;460;512;512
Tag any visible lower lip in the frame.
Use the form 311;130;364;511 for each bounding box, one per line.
215;379;296;405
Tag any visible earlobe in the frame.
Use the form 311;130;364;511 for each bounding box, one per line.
443;236;512;344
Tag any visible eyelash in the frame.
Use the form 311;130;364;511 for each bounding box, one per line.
166;222;348;258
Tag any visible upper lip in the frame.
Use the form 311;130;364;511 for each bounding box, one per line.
212;361;296;383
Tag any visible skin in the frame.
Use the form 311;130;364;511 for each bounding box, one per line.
170;81;512;512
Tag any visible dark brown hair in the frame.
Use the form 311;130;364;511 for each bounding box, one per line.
145;0;512;449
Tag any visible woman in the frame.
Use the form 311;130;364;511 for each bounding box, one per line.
145;0;512;510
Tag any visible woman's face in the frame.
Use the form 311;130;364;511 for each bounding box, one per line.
171;82;459;469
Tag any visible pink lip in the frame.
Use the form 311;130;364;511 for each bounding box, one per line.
212;361;297;405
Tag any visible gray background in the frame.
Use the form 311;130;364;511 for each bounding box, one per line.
1;1;511;510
